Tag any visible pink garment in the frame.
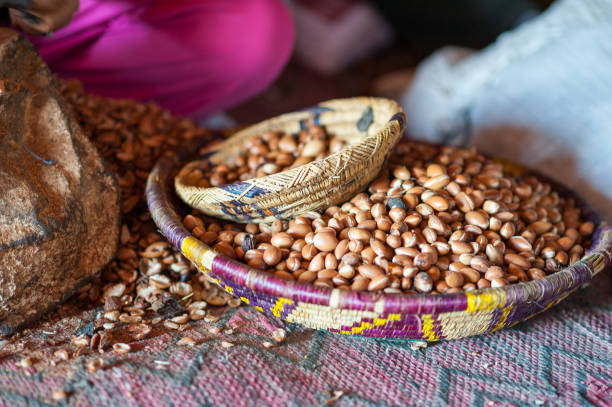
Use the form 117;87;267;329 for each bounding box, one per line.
29;0;294;117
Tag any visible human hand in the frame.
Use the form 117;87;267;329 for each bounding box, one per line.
1;0;78;35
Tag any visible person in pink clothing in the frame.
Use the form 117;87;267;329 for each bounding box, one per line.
1;0;294;118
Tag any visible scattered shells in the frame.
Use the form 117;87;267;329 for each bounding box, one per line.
72;335;90;347
18;358;32;368
85;358;105;373
112;343;131;354
163;320;179;330
177;337;197;346
52;390;68;401
410;341;428;351
54;349;69;361
227;298;242;308
272;328;286;343
189;309;207;321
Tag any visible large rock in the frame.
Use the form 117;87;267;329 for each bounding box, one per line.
0;29;120;335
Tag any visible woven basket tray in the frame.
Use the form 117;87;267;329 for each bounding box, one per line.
147;138;611;341
174;97;406;223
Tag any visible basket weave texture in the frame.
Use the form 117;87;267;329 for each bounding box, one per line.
174;97;406;223
149;137;611;341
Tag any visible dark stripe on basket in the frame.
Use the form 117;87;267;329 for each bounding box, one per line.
389;112;406;129
221;202;251;220
222;182;268;198
299;105;334;114
298;105;334;129
299;113;323;129
357;106;374;132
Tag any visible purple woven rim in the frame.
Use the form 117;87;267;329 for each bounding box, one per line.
146;135;611;316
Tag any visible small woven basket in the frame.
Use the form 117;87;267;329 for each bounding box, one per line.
148;137;611;341
174;97;406;223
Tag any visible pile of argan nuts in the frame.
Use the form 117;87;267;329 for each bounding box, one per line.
183;131;594;294
184;124;346;187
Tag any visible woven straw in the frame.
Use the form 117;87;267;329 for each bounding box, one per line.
174;97;406;223
148;138;611;341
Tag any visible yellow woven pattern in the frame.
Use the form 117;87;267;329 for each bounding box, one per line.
181;237;205;266
285;301;378;331
466;289;507;313
491;306;513;332
181;236;215;272
270;298;293;318
421;315;440;341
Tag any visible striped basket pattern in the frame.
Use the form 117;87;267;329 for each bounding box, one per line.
174;98;406;223
147;143;611;342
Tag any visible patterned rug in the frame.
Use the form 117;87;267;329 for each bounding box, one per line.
0;269;609;407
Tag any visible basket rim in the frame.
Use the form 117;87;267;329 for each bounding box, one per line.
174;97;406;220
147;104;611;316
